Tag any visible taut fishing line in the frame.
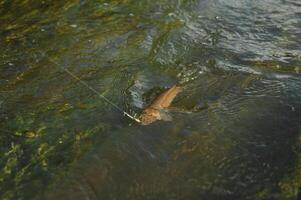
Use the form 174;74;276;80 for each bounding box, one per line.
43;54;141;123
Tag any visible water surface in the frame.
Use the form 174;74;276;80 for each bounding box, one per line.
0;0;301;199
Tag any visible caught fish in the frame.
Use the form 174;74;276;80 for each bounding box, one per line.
139;85;183;125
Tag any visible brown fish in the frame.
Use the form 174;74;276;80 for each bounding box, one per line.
139;85;183;125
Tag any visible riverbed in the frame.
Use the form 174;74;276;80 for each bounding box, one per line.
0;0;301;199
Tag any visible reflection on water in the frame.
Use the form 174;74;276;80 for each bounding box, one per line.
0;0;301;199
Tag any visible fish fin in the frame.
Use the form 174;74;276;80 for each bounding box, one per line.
159;110;172;121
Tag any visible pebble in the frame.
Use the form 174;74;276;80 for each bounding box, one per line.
25;131;36;138
70;24;78;28
291;106;295;112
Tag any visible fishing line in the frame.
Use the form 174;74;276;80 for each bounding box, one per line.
45;55;141;123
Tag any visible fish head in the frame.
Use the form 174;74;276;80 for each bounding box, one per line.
139;108;173;125
139;108;161;125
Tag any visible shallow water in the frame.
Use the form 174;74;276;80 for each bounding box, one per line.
0;0;301;199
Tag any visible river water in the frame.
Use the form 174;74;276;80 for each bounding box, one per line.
0;0;301;199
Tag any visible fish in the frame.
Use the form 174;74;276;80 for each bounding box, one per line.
139;85;183;125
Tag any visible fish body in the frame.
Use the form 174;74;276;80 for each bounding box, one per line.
139;85;182;125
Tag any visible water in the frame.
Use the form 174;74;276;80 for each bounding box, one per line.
0;0;301;199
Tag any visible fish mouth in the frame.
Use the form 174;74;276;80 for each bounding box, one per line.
139;108;160;125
